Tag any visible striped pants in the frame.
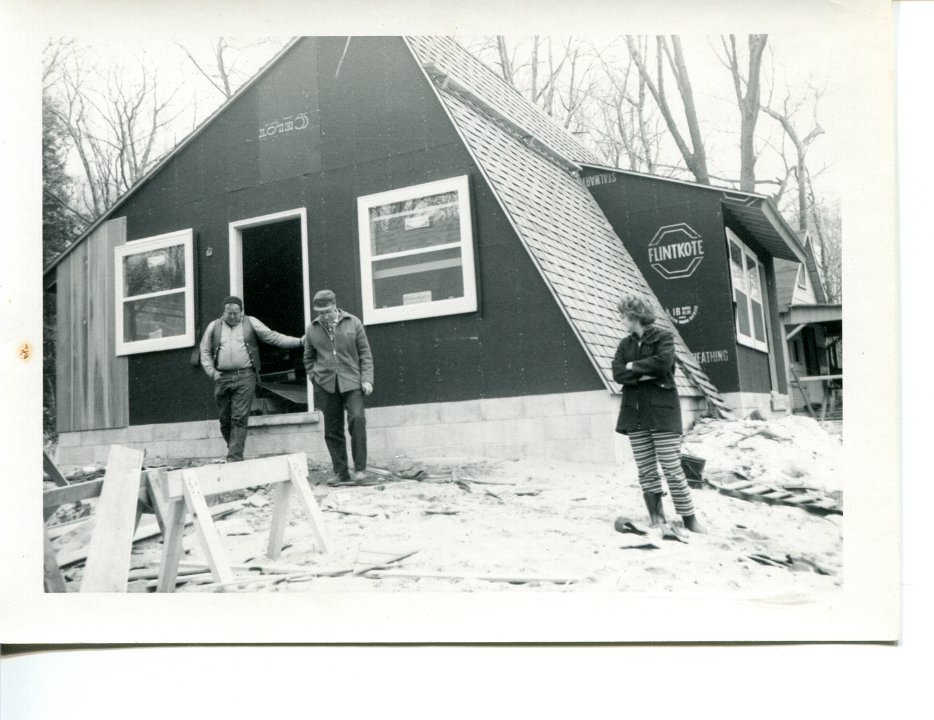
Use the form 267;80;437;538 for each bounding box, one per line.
629;430;695;517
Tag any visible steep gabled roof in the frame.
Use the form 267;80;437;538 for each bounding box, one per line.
775;236;829;312
406;37;732;416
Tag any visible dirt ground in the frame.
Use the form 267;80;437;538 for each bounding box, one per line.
48;415;843;595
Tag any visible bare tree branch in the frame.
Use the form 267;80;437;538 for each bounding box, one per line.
625;35;709;183
177;41;231;98
761;82;825;234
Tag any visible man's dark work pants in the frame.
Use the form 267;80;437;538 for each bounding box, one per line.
214;371;256;461
315;378;367;480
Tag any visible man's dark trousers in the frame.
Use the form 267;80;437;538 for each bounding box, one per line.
214;370;256;461
315;378;367;480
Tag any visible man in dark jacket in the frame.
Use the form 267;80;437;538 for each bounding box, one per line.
303;289;374;484
199;295;303;462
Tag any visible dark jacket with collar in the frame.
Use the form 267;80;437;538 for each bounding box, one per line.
611;322;683;435
303;310;374;394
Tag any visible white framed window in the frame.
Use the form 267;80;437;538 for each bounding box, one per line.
726;227;769;353
115;229;195;355
357;175;477;325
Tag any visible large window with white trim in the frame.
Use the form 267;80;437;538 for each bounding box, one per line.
726;227;769;352
357;175;477;325
115;229;195;355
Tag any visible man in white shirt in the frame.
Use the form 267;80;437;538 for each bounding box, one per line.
199;295;302;461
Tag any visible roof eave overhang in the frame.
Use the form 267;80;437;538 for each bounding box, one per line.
759;199;808;264
781;303;843;325
578;164;807;264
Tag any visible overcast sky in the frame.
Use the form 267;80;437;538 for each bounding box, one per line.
51;33;843;223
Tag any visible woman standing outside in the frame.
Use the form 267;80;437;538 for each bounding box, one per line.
612;294;706;536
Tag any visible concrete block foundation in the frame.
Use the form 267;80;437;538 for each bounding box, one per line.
54;390;709;470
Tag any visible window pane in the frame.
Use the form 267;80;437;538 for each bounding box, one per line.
735;290;751;337
369;190;461;256
745;254;762;301
372;247;464;309
123;244;186;297
122;292;186;343
751;299;766;342
730;242;746;293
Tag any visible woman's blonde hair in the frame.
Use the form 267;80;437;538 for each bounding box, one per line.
616;294;656;325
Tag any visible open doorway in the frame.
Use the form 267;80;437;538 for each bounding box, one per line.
229;209;311;414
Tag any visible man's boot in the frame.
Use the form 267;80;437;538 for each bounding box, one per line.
642;491;666;527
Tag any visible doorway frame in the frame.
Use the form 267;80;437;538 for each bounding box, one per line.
228;207;312;410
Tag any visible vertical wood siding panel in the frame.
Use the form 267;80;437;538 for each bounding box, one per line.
92;224;109;427
80;238;93;429
106;218;129;427
86;225;102;428
55;259;73;432
72;242;88;429
56;221;131;433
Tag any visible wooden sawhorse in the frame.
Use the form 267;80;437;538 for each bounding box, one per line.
152;453;329;592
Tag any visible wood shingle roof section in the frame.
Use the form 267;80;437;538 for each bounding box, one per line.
406;37;733;416
408;36;601;168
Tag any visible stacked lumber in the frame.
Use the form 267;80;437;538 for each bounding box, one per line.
705;473;842;516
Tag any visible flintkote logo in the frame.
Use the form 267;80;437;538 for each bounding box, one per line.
648;223;704;280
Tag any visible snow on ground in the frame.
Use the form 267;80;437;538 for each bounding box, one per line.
50;416;843;596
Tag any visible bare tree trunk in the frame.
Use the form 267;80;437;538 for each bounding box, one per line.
531;36;540;102
593;37;661;173
720;34;768;191
626;35;709;184
805;172;841;302
495;36;515;85
761;88;825;236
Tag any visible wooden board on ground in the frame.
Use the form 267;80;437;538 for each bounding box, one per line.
44;477;149;510
353;547;420;576
81;445;145;592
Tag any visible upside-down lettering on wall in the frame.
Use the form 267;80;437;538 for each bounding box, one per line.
258;112;311;139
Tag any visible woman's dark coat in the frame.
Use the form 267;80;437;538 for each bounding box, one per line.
611;322;683;435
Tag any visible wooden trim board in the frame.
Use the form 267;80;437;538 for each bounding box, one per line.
163;454;304;500
80;445;145;592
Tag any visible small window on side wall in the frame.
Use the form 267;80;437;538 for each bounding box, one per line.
357;175;477;325
726;227;768;353
115;229;195;355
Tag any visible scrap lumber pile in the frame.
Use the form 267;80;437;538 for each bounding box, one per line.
682;415;843;516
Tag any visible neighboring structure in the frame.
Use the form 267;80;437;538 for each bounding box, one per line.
774;237;842;416
45;37;769;468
